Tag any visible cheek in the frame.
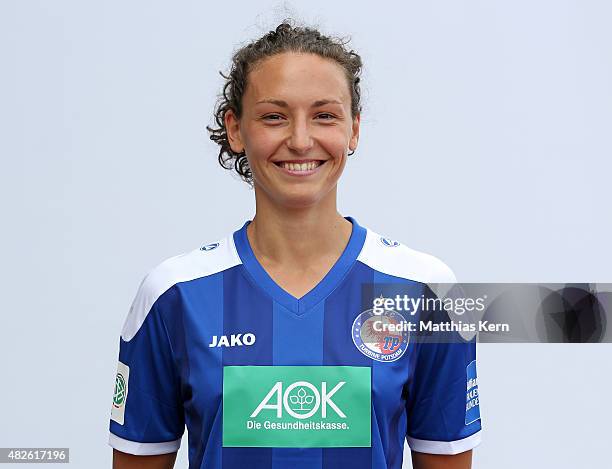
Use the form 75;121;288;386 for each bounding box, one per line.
320;128;351;159
243;128;281;161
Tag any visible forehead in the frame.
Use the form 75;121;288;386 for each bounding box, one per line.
244;52;351;105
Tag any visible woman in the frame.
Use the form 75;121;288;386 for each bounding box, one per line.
109;21;481;469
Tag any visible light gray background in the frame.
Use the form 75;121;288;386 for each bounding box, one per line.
1;1;610;467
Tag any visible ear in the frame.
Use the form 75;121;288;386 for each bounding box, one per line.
349;113;360;152
224;109;245;153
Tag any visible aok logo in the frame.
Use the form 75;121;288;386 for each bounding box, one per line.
250;381;346;419
222;366;370;447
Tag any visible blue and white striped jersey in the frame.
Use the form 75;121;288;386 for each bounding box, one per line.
108;216;482;468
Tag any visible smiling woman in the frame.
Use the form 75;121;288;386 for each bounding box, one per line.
223;51;359;210
109;19;481;469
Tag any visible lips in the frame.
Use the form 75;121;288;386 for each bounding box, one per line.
272;159;327;176
274;160;324;171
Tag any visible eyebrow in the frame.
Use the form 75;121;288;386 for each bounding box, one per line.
255;98;343;108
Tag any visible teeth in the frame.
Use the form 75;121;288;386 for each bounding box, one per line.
280;161;321;171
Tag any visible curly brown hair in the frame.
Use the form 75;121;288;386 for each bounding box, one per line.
206;19;364;187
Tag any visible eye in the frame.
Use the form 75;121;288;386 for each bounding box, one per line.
316;113;336;120
262;114;284;121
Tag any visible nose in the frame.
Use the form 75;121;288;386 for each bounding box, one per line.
286;117;314;154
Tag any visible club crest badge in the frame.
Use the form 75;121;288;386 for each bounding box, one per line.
352;309;410;362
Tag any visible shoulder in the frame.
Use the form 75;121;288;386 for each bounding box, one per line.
357;226;457;284
120;234;241;341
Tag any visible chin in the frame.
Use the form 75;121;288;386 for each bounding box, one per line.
275;186;331;209
279;194;323;209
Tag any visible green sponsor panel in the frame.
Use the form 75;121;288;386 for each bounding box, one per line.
223;366;371;448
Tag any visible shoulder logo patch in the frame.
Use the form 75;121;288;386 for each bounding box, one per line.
378;237;400;248
465;360;481;425
111;361;129;425
201;242;220;251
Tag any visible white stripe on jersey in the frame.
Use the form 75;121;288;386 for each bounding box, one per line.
357;228;457;284
121;234;241;341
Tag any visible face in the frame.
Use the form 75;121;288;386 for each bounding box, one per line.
225;52;360;208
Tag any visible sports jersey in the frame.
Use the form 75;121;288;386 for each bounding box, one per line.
108;216;482;468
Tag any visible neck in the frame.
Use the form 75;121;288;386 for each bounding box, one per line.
247;186;353;267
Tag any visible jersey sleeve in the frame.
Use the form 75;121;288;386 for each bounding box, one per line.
405;283;482;455
108;275;185;456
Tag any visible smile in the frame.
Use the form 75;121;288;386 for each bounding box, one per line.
273;160;326;176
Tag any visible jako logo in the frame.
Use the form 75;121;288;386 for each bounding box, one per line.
250;381;346;419
208;333;256;348
378;237;400;247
